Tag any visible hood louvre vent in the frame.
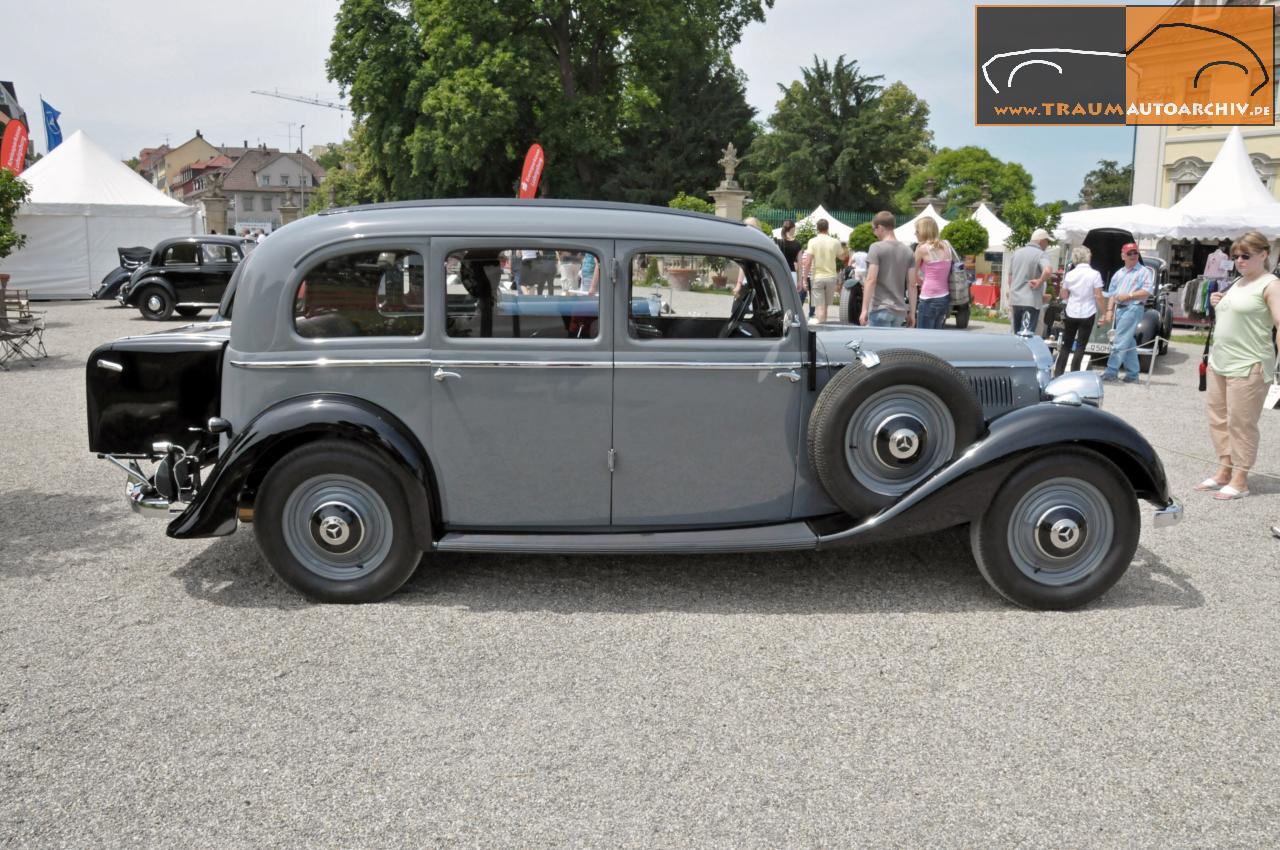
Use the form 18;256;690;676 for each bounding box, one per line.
968;374;1013;414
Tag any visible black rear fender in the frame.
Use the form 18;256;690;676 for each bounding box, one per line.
167;395;439;548
127;277;174;306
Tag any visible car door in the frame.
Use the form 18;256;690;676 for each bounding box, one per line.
428;238;614;529
610;242;805;527
199;242;241;303
160;242;202;302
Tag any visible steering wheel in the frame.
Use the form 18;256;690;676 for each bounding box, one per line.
719;289;753;339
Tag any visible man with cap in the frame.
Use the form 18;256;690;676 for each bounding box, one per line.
1006;229;1054;334
1100;242;1154;383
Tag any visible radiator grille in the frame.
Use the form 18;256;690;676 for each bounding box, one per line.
968;374;1014;411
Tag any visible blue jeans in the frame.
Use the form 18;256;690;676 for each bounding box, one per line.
867;308;906;328
1011;306;1039;335
916;295;950;330
1104;305;1143;378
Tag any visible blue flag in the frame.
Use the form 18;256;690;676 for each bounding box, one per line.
41;99;62;150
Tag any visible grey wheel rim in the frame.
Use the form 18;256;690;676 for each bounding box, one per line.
843;385;956;496
281;474;393;581
145;294;164;313
1006;477;1113;586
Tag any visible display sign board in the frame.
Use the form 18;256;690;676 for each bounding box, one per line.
1;120;28;174
518;144;544;199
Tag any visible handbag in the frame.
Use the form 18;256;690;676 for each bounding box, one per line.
947;243;969;303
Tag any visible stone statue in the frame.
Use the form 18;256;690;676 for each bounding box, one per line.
718;144;741;186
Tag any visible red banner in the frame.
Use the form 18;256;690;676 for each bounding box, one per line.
517;143;544;199
1;120;28;175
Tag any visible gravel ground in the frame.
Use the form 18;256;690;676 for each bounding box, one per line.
2;301;1279;849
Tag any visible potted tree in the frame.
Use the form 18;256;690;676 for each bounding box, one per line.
0;168;32;319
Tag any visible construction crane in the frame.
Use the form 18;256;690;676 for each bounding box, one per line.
250;89;349;138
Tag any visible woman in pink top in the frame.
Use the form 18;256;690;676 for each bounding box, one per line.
913;217;953;329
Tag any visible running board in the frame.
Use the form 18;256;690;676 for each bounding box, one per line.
434;521;820;554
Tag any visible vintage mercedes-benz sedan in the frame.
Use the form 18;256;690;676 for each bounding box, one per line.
117;235;247;320
86;200;1182;608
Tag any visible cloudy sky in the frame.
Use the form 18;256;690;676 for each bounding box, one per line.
7;0;1138;204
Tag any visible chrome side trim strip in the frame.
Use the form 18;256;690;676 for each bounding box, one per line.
231;359;435;369
175;302;222;308
615;361;808;370
230;358;816;371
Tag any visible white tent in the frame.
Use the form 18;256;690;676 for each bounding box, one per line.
1055;203;1177;242
771;205;855;241
0;130;198;298
971;202;1012;252
1168;127;1280;239
894;204;949;242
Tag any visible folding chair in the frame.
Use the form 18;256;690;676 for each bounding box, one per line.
0;317;38;370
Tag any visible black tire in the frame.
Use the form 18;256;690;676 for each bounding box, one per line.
970;448;1139;610
952;303;970;329
837;282;862;324
255;440;424;603
807;349;984;517
137;286;175;321
176;306;202;318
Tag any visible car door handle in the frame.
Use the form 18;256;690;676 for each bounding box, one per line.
775;370;801;383
433;368;461;382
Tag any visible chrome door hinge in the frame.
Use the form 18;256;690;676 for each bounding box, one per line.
608;448;617;473
612;257;621;287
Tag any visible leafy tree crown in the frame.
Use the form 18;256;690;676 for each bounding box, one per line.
0;170;32;262
847;222;875;252
940;218;990;258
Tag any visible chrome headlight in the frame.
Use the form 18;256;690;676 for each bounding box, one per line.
1043;371;1104;408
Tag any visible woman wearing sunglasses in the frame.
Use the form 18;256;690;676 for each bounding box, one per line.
1197;231;1280;500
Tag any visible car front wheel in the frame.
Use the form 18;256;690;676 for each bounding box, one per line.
255;440;424;603
970;448;1139;610
138;286;174;321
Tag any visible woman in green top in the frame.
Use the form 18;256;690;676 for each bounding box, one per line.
1198;231;1280;500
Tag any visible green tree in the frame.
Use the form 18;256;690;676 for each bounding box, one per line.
847;222;875;252
893;146;1034;216
0;169;32;261
1002;199;1063;251
1079;159;1133;207
305;131;381;214
667;191;714;214
328;0;771;202
940;217;989;258
744;57;933;210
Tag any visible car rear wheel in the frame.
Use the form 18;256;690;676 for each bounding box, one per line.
138;287;174;321
255;440;424;603
970;448;1139;610
952;303;970;329
176;306;202;318
807;349;984;517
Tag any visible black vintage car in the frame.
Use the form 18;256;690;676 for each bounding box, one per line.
93;246;151;300
118;236;248;320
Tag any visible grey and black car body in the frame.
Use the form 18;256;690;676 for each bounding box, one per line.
117;235;247;321
86;200;1183;609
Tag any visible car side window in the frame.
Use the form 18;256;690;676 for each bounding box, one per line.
444;248;601;339
163;243;199;265
202;244;240;263
627;252;785;340
293;249;425;338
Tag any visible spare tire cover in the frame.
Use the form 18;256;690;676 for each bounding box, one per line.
807;348;985;518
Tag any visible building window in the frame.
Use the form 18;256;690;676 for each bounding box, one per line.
259;174;270;187
242;195;254;212
281;175;290;186
1174;182;1196;202
262;195;273;211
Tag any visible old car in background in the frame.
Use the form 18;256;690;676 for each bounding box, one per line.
87;200;1181;610
1046;227;1174;371
117;235;247;321
93;246;151;300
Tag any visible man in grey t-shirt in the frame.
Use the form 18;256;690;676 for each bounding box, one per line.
1006;228;1053;334
860;210;917;327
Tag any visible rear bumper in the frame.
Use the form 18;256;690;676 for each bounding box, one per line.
1153;498;1183;529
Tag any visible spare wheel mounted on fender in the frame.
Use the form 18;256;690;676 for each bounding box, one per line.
807;348;985;518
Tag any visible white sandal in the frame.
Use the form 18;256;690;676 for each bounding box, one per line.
1194;477;1225;491
1214;485;1250;501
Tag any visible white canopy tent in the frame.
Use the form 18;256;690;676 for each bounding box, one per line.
894;204;948;242
971;202;1012;252
1055;203;1177;242
1167;127;1280;239
0;130;198;298
770;205;855;241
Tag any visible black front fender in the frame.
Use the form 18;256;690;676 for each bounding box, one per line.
167;394;437;547
817;402;1171;547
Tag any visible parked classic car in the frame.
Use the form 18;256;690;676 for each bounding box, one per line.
1045;228;1174;370
87;200;1182;609
117;235;248;320
93;246;151;300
